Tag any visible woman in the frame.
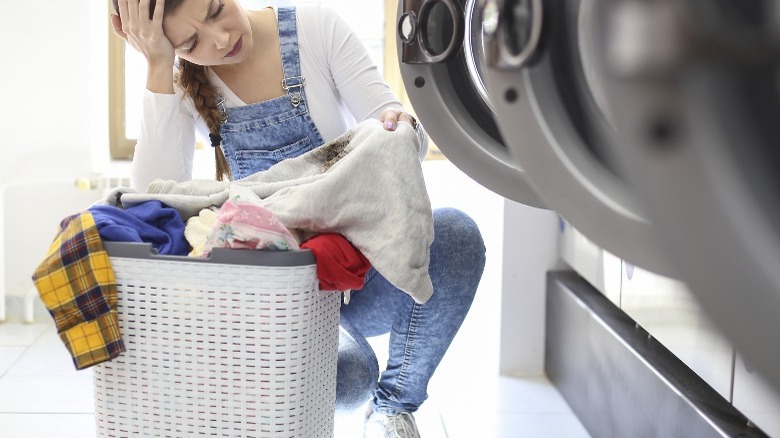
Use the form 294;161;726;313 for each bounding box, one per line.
111;0;485;436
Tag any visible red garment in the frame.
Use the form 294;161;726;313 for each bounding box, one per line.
300;233;371;291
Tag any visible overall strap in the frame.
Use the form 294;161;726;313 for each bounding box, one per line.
277;7;305;107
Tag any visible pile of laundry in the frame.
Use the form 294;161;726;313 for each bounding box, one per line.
31;120;434;369
92;184;372;292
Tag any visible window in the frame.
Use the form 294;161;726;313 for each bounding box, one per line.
107;21;137;160
109;0;406;161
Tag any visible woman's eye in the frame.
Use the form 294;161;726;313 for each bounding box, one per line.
187;37;199;54
211;3;224;19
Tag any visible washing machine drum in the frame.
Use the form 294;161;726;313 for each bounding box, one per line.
398;0;675;277
593;0;780;391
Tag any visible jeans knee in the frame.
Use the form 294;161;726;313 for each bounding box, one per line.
335;317;379;413
432;208;487;270
433;208;485;262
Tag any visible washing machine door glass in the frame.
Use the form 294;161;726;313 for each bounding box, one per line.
464;0;496;115
397;0;547;208
595;0;780;391
479;0;675;276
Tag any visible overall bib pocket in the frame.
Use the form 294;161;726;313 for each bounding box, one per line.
235;136;315;176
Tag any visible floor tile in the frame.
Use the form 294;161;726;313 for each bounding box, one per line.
440;411;591;438
0;347;25;376
432;376;579;416
334;406;367;437
0;375;94;414
4;325;90;378
496;412;592;437
0;413;96;438
0;322;49;347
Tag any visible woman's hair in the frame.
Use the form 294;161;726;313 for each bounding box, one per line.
177;61;232;180
112;0;233;181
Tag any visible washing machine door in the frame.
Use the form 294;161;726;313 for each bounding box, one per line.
471;0;675;276
395;0;546;208
595;0;780;391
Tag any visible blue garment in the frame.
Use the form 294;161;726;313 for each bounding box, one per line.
215;7;485;415
89;201;189;256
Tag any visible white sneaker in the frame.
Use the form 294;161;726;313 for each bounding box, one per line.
363;410;421;438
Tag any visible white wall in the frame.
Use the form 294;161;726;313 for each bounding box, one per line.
0;0;99;182
500;199;561;377
0;0;109;307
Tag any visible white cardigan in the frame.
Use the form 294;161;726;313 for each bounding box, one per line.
131;3;427;191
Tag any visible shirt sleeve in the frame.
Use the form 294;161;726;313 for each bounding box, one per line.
130;88;201;191
311;4;429;159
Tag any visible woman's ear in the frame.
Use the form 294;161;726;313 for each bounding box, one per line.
110;13;127;40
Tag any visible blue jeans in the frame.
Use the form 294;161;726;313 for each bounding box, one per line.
337;207;486;415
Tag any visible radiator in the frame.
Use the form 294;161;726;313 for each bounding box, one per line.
0;176;129;322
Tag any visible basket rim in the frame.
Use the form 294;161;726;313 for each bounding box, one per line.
104;241;315;267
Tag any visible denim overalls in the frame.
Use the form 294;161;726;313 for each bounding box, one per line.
218;7;324;179
216;6;379;412
213;7;486;417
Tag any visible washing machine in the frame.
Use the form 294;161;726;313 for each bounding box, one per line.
395;0;548;208
395;0;779;434
396;0;675;276
592;0;780;393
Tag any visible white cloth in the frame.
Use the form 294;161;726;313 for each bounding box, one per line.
184;207;218;257
108;120;435;303
131;3;428;191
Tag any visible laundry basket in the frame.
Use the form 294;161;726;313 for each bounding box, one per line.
93;242;341;438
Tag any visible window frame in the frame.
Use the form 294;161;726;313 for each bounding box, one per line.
108;23;136;160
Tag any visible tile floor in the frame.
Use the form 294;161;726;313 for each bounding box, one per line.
0;160;589;437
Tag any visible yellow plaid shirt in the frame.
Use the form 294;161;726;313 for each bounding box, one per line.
33;211;125;370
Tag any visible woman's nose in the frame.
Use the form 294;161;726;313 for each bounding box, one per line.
209;28;230;50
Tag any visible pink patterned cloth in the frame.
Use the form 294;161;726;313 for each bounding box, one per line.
201;186;300;256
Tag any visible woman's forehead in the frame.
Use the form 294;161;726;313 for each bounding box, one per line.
169;0;216;19
163;0;214;42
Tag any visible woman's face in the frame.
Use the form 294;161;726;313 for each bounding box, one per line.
164;0;253;66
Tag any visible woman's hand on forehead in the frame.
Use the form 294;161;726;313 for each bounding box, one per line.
110;0;176;94
111;0;176;69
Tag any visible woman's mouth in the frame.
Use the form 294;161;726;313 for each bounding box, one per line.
225;37;243;58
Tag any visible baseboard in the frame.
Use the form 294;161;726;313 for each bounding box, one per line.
545;271;767;437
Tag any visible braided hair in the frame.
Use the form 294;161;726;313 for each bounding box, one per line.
176;60;233;181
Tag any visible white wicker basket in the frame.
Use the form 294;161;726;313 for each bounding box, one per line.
94;242;340;438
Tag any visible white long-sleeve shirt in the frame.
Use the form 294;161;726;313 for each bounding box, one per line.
131;3;427;191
